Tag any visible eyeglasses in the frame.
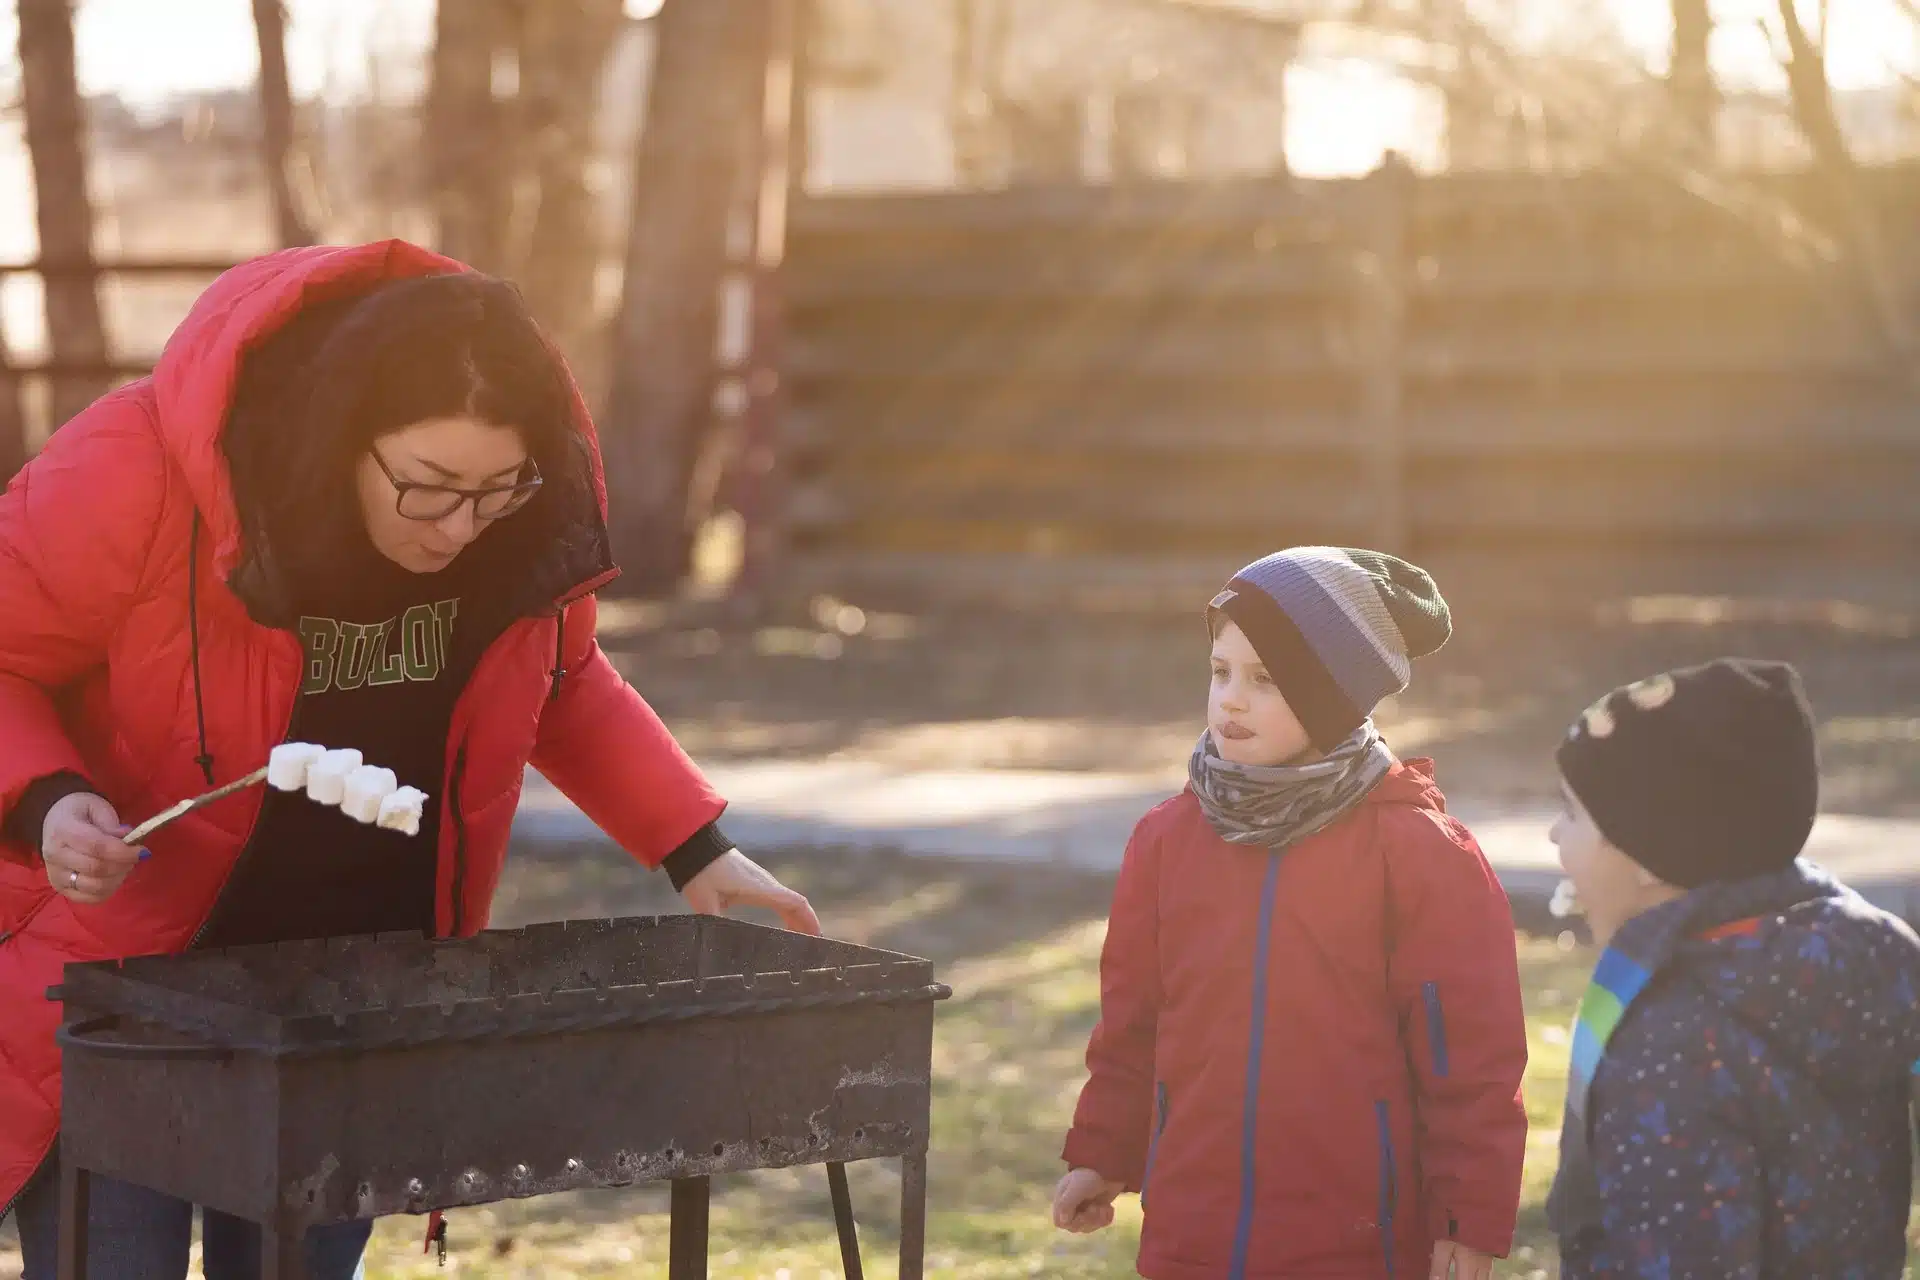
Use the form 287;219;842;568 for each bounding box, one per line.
371;448;543;522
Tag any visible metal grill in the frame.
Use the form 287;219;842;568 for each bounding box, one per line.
50;914;949;1279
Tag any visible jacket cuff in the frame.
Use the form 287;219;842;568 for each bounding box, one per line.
3;771;97;855
661;821;734;892
1061;1129;1146;1193
1428;1202;1514;1258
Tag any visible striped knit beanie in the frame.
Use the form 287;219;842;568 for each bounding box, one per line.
1207;546;1452;751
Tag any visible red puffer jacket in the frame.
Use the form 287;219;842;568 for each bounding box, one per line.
1063;760;1527;1280
0;242;726;1218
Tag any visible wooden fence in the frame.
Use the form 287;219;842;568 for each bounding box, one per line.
775;162;1920;606
0;257;244;477
0;257;250;373
9;166;1920;611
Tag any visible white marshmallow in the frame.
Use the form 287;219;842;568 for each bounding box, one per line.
376;786;428;837
266;742;326;792
305;748;364;806
341;765;399;824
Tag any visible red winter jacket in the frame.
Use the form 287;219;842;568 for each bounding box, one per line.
1063;760;1527;1280
0;242;726;1218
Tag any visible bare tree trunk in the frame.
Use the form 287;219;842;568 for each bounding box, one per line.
951;0;995;185
1774;0;1916;365
729;0;806;600
252;0;317;247
600;0;769;596
17;0;108;428
1668;0;1716;160
0;330;28;482
426;0;516;272
514;0;626;354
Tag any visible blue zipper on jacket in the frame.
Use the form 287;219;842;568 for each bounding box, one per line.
1140;1081;1169;1209
1422;981;1450;1078
1227;857;1281;1280
1376;1100;1398;1277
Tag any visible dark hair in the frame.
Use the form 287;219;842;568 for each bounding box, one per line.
224;271;600;618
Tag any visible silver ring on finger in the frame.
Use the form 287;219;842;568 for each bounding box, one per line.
68;869;79;889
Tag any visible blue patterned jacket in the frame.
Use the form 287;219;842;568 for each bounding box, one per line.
1548;862;1920;1279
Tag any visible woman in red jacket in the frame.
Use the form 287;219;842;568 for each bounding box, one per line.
0;242;817;1280
1053;548;1527;1280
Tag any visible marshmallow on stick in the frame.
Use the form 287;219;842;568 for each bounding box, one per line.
265;742;427;835
266;742;325;791
342;765;399;824
377;786;429;837
125;743;429;847
304;748;363;806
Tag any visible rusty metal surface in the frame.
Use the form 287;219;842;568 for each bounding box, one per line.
58;915;945;1241
59;916;944;1055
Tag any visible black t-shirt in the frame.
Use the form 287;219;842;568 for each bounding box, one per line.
194;535;501;947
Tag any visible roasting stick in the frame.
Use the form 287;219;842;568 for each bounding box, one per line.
121;766;270;846
119;743;429;847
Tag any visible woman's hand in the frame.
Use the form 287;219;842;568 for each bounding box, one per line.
680;849;821;936
1051;1167;1125;1233
41;792;143;905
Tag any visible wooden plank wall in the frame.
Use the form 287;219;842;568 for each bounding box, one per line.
775;163;1920;606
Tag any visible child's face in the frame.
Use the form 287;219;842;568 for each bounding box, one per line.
1550;779;1677;946
1208;621;1313;766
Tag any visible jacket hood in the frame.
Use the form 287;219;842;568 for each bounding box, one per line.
150;241;612;591
1363;756;1448;811
1630;862;1920;1094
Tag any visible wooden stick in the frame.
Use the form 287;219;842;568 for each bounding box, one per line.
122;766;269;846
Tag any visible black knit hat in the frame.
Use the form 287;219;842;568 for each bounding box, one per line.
1556;658;1819;889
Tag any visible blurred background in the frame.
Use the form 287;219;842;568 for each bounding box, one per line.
0;1;1917;1275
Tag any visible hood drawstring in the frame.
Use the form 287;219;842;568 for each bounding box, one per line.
548;607;567;701
189;512;217;785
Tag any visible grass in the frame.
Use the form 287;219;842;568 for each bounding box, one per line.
2;848;1908;1278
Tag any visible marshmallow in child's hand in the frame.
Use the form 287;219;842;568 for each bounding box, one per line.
376;786;428;837
305;748;364;806
341;765;399;824
267;742;327;792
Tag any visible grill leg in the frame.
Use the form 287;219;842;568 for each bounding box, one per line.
260;1218;308;1280
898;1151;928;1280
826;1162;863;1280
668;1176;710;1279
55;1162;90;1280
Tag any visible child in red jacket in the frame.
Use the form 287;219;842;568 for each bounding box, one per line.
1053;548;1528;1280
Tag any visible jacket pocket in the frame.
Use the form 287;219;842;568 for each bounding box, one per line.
1421;981;1450;1078
0;890;55;947
1375;1099;1398;1278
1140;1081;1169;1208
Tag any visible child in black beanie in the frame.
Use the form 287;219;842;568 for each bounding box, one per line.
1545;657;1920;1279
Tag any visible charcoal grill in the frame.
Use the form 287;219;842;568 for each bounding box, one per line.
49;914;949;1279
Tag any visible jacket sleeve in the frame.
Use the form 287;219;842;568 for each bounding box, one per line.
1061;815;1162;1190
530;593;727;869
1383;807;1529;1256
0;390;168;865
1589;1051;1763;1279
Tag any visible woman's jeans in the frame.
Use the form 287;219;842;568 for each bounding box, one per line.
15;1155;371;1280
